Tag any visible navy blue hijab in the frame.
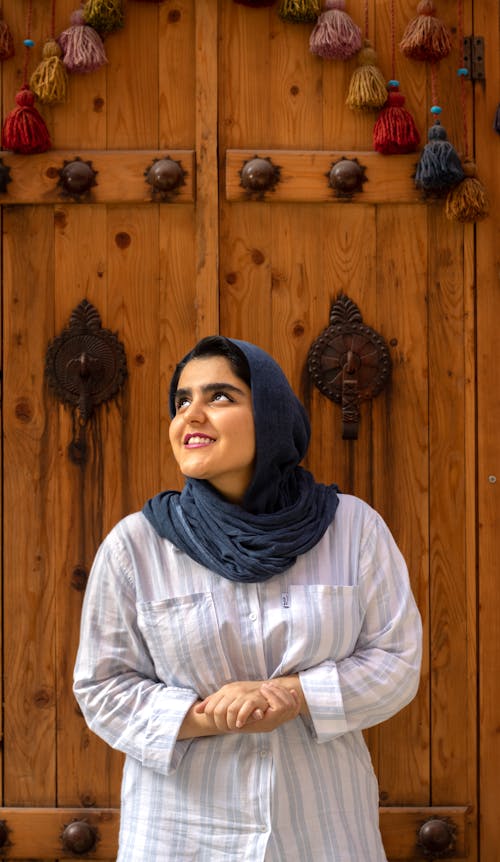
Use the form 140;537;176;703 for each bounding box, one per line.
142;338;339;582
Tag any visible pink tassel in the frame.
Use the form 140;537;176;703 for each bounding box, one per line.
58;9;108;73
310;0;362;60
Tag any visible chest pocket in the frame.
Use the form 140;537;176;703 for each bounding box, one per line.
274;584;361;677
137;592;232;697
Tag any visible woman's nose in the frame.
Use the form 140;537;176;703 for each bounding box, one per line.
184;396;206;423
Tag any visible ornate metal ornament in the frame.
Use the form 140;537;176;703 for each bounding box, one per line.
416;817;457;858
239;155;281;199
144;156;187;201
328;157;367;199
45;300;127;463
307;294;392;439
56;157;98;201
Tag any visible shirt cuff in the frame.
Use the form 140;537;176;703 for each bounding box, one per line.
142;686;199;775
299;662;349;742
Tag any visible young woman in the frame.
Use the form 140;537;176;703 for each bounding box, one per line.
74;336;422;862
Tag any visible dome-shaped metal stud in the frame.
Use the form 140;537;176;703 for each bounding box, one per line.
417;818;457;857
328;157;367;199
239;156;281;198
60;820;98;855
57;158;98;201
0;159;12;194
145;157;186;201
0;820;10;848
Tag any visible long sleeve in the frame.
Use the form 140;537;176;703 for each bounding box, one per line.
298;511;422;742
73;537;198;776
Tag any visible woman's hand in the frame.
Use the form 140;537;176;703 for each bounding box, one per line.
239;682;300;733
195;680;269;731
194;679;301;733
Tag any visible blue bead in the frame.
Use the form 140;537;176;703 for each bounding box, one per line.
23;38;35;47
388;79;399;87
431;105;442;114
458;67;469;76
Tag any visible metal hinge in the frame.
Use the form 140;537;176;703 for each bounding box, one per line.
463;36;485;81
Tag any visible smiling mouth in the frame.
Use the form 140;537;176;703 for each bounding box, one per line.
184;434;216;447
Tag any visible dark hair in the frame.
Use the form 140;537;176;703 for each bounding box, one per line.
170;336;251;414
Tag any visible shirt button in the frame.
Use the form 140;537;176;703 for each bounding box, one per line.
249;612;257;621
260;825;267;832
260;750;268;758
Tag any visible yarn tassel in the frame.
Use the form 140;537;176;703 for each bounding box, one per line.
373;82;420;154
58;10;108;74
0;12;15;61
30;39;68;104
83;0;125;35
414;116;465;194
310;0;362;59
346;40;387;110
399;0;452;62
278;0;320;24
445;160;489;222
2;85;51;154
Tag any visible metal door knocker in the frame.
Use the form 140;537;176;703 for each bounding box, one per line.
45;300;127;463
307;294;392;440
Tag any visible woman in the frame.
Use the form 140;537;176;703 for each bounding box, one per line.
74;335;422;862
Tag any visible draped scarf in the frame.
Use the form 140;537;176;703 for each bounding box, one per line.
143;339;339;582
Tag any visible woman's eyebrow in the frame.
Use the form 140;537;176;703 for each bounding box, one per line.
174;382;246;398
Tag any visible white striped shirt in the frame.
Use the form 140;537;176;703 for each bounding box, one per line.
74;494;422;861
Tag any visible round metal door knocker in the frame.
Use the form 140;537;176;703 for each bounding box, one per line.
307;294;392;439
45;300;127;463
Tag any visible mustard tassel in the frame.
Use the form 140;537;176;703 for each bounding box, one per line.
83;0;125;35
445;160;489;222
346;40;387;110
279;0;321;24
30;39;68;105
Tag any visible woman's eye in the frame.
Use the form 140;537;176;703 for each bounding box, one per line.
212;391;232;403
175;397;190;411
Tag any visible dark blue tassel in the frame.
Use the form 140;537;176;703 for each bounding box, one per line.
494;103;500;133
415;119;464;194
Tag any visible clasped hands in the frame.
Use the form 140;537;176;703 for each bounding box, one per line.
194;678;302;734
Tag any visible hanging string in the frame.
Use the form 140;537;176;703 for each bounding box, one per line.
346;0;386;110
1;0;51;153
414;59;464;195
373;0;420;153
30;0;68;104
445;0;489;221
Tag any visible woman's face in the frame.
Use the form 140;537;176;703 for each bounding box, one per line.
169;355;256;503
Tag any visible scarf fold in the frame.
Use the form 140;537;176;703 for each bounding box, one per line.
143;339;339;582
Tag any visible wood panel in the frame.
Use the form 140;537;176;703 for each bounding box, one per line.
225;150;422;203
475;1;500;860
3;207;57;806
0;151;195;205
0;806;470;860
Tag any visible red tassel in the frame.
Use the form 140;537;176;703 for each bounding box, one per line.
399;0;452;62
2;86;51;154
0;13;15;61
373;82;420;154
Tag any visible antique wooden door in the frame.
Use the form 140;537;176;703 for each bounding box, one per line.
1;1;498;860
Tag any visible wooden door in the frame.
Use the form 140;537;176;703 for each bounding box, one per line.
1;1;498;859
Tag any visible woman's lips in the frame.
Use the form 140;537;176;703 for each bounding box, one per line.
184;433;215;448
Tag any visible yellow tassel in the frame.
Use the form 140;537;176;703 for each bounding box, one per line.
30;40;68;105
445;160;489;223
279;0;321;23
346;41;387;110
